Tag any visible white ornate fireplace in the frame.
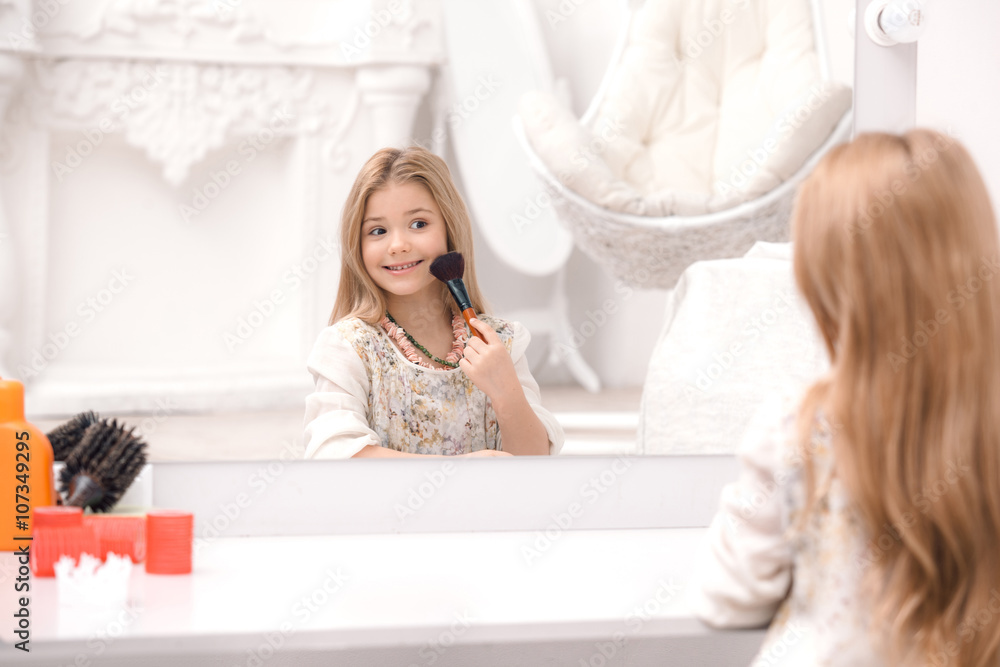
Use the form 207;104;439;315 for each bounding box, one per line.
0;0;443;415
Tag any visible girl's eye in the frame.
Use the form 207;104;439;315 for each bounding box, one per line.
368;227;385;236
411;220;428;229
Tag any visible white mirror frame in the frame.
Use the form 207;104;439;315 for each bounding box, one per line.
152;455;739;538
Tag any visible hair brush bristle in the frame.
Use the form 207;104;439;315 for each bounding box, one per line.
47;411;101;461
429;252;465;282
59;418;148;512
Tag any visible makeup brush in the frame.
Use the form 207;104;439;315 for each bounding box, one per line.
59;418;147;513
429;251;486;341
46;411;100;461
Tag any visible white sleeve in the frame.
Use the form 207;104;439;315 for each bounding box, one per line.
302;326;381;459
509;321;565;455
687;393;796;627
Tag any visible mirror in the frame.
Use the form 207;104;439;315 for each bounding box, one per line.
0;0;854;462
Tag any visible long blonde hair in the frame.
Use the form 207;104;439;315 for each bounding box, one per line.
792;129;1000;666
329;146;488;326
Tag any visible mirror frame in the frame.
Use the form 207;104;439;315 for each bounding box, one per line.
151;454;740;538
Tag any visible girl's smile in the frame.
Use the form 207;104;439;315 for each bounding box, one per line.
383;260;423;274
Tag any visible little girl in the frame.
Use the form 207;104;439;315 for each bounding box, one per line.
303;146;564;458
691;130;1000;666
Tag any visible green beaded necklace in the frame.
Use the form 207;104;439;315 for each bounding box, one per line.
384;312;460;369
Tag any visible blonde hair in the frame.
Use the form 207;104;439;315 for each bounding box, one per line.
329;146;488;326
792;129;1000;665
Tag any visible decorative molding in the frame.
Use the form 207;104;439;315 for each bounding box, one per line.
46;0;277;46
12;59;373;184
1;0;444;67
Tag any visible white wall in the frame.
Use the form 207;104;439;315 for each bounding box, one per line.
533;0;674;390
915;0;1000;207
496;0;665;389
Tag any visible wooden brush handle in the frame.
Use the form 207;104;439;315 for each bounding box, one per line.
462;308;487;341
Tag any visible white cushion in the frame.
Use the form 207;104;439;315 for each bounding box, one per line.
638;242;829;454
520;0;852;216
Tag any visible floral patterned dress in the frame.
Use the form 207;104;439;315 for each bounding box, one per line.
303;314;563;458
690;392;883;666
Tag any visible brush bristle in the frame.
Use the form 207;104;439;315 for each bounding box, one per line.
59;418;148;512
47;411;100;461
429;252;465;282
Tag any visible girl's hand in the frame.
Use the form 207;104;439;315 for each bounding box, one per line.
459;318;522;407
459;449;513;457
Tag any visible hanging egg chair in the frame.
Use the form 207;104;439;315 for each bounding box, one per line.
515;0;853;289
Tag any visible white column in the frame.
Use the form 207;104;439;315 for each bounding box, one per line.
0;54;25;379
355;65;432;149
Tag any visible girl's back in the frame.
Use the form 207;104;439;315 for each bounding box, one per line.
693;130;1000;666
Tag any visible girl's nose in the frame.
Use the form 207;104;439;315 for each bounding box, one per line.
387;231;410;254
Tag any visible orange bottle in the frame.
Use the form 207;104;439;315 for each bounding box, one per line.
1;376;56;551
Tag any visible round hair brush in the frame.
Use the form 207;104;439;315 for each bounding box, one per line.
429;251;486;341
46;410;100;461
59;418;147;512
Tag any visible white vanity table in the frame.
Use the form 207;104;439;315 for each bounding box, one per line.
2;457;767;666
5;532;765;666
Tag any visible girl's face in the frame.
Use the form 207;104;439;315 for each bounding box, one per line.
361;181;449;301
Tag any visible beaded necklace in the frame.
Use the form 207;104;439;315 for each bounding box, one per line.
381;312;467;369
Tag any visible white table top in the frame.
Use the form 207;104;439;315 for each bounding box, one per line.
1;529;765;666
